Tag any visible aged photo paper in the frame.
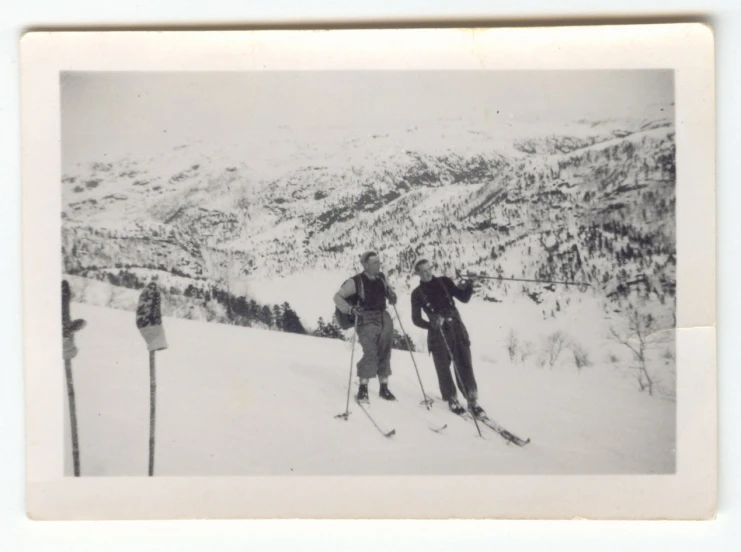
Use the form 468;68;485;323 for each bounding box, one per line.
21;24;715;519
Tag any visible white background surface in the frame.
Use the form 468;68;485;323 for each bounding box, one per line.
1;0;738;550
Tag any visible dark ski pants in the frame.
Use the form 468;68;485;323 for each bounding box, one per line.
428;316;478;402
356;310;393;380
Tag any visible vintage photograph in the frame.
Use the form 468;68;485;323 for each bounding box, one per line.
59;69;678;477
22;26;715;520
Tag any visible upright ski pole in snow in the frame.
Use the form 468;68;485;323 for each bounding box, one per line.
136;281;168;477
379;273;432;408
390;304;433;409
62;280;86;477
438;323;482;438
63;359;81;477
148;351;156;477
335;316;359;420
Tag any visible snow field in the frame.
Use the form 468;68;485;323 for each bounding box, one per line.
64;302;675;476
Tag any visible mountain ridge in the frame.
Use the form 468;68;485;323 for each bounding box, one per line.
62;112;676;327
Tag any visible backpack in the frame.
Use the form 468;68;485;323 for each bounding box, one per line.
334;274;366;330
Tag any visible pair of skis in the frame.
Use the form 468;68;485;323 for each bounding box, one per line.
336;308;528;445
338;396;529;447
337;396;434;438
428;398;530;446
452;408;531;446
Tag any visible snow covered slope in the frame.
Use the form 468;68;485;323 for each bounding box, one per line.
64;303;675;476
61;112;675;307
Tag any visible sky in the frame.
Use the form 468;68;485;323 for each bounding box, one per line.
60;70;673;170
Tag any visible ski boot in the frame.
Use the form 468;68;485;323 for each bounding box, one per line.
468;401;487;420
379;383;396;401
356;383;369;403
447;397;466;415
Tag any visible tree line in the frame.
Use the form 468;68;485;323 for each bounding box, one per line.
68;268;417;350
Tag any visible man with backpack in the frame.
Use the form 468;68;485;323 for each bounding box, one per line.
333;251;398;403
410;258;486;418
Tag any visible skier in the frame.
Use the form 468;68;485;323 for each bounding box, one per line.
410;258;486;418
333;250;399;403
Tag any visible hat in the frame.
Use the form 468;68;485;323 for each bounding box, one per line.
413;257;430;272
360;250;378;264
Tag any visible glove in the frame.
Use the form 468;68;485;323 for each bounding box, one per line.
460;279;479;295
430;314;445;329
457;278;473;289
350;305;365;317
136;284;169;352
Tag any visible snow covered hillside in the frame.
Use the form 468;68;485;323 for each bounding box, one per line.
60;111;676;322
64;303;675;476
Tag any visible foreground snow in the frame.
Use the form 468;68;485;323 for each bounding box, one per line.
65;303;675;476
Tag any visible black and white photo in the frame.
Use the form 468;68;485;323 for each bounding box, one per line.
21;26;716;520
58;69;678;475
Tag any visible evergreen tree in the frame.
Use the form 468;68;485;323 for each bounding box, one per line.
233;296;248;318
323;319;345;340
261;305;273;327
281;302;306;335
314;317;327;337
273;304;284;330
249;299;260;320
311;316;345;341
392;329;415;352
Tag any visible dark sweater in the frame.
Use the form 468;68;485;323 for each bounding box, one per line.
356;272;388;311
411;276;473;330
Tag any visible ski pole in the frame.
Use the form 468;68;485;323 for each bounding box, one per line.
64;359;81;476
437;321;483;438
456;269;591;288
390;303;433;409
148;350;156;477
336;315;359;420
62;280;83;476
136;282;168;477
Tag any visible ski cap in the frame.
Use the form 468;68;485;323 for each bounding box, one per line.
413;257;430;272
360;250;378;264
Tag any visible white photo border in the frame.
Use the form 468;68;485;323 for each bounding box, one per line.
21;24;716;520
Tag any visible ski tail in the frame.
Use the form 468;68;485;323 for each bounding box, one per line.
479;418;530;446
355;398;396;438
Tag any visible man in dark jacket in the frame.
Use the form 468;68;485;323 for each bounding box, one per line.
410;258;485;417
333;251;398;403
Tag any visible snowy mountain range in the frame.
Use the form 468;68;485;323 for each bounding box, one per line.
61;105;676;330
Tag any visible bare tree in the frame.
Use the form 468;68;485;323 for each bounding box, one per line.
544;331;568;369
520;340;535;365
506;329;519;362
609;305;658;395
570;341;591;372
